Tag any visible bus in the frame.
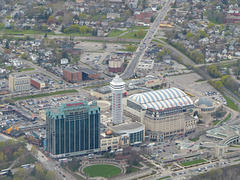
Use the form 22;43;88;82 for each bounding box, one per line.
0;172;7;176
21;164;30;168
1;169;10;172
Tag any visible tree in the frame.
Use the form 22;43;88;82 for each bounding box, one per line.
208;22;215;28
3;98;15;105
157;50;165;60
100;15;106;22
47;15;59;24
46;170;56;180
136;29;145;37
30;145;38;156
79;13;87;20
125;45;136;52
186;32;194;40
0;151;7;162
35;165;45;180
20;53;28;60
215;81;223;91
79;25;88;34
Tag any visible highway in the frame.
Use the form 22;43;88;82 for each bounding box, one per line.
120;0;175;79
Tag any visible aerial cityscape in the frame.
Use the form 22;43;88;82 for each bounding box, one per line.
0;0;240;179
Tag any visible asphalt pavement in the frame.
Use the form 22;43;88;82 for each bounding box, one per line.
120;0;175;79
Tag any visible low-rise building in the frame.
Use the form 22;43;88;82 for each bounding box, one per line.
109;56;124;73
63;68;82;83
137;59;154;70
9;73;30;93
31;78;46;90
108;122;145;145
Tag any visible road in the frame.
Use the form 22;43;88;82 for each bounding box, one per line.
26;144;75;180
120;0;175;79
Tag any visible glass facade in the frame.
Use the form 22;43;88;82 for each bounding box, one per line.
129;130;144;144
46;101;100;156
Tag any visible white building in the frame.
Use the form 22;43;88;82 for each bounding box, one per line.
137;59;154;70
61;58;68;65
110;75;126;125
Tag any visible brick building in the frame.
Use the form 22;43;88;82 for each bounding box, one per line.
82;68;99;80
109;56;124;73
63;69;82;83
134;11;153;24
63;68;98;83
30;78;46;90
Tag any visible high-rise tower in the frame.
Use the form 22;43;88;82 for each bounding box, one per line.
46;101;100;157
110;75;125;125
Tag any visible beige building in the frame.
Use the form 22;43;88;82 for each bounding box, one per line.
39;109;46;121
101;135;120;151
9;73;30;93
123;88;196;141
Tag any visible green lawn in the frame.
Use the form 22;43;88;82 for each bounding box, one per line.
157;176;171;180
130;26;150;30
63;32;93;37
180;159;206;167
223;95;239;111
12;89;78;101
220;113;231;125
213;120;220;125
189;136;200;142
108;29;127;37
126;167;140;173
6;66;13;72
83;164;121;178
121;31;147;39
2;29;55;35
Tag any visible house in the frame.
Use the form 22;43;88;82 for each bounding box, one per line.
107;13;120;19
163;55;172;64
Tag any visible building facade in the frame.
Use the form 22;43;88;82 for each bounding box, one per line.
109;57;124;73
110;75;126;125
123;88;196;141
46;101;100;157
8;73;30;93
109;122;145;145
30;78;46;90
63;69;82;83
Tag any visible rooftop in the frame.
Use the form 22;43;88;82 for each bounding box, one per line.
129;88;193;110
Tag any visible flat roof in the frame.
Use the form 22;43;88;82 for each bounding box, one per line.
110;122;144;134
31;78;44;84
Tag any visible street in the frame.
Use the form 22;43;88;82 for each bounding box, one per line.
120;0;175;79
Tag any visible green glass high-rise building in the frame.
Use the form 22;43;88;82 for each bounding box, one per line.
46;101;100;157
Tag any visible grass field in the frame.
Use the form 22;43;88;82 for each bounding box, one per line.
2;29;55;35
180;159;206;167
157;176;171;180
223;95;239;111
189;136;200;142
213;120;220;125
83;164;121;178
108;29;128;37
220;113;231;125
121;31;147;39
12;89;78;101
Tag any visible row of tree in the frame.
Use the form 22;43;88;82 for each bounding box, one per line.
63;24;92;34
